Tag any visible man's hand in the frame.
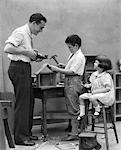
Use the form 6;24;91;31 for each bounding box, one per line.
29;50;38;60
32;49;48;62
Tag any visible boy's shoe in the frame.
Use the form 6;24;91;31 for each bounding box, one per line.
61;134;78;141
95;142;102;150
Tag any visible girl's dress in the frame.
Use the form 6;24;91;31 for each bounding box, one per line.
89;71;115;106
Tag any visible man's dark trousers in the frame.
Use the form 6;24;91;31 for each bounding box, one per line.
8;60;34;142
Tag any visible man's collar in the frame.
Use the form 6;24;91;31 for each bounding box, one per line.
25;23;33;38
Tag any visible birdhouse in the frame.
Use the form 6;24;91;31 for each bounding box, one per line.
36;72;57;87
32;63;58;87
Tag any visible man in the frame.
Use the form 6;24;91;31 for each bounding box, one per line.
4;13;47;146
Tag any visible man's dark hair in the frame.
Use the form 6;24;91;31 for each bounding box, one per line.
65;34;82;48
29;13;47;24
96;55;112;71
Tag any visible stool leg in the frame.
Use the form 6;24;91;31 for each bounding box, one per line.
0;117;6;150
3;119;15;148
109;109;119;143
102;106;109;150
79;137;84;150
84;100;89;129
91;107;95;131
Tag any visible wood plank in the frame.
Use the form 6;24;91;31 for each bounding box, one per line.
0;54;4;92
0;104;6;150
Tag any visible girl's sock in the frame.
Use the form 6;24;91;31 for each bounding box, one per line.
77;105;85;120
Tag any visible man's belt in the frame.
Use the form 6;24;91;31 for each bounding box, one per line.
11;60;30;64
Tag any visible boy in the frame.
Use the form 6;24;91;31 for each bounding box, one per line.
48;34;86;141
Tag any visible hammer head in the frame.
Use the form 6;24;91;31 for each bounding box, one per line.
50;54;59;64
50;54;58;60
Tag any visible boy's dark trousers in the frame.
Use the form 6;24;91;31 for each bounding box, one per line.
8;60;34;143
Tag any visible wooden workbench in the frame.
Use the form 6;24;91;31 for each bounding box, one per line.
33;85;66;141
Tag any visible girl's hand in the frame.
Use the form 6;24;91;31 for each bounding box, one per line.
84;83;91;89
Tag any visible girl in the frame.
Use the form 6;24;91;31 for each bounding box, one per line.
78;55;115;120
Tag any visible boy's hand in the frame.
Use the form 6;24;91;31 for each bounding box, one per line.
47;64;58;72
57;63;65;68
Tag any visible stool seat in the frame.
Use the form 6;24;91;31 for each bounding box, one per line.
79;132;96;137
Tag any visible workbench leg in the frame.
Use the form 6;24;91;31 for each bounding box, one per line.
3;119;15;148
42;97;47;141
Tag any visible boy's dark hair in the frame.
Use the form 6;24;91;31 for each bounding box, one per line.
96;55;112;71
65;34;81;48
29;13;47;24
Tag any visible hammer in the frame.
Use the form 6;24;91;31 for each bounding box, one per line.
50;54;59;64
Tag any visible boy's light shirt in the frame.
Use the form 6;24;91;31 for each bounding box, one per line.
65;48;85;76
5;24;33;62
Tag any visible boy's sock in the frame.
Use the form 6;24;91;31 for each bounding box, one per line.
94;104;101;116
77;105;85;120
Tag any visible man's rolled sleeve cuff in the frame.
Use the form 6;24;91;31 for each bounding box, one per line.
5;39;18;47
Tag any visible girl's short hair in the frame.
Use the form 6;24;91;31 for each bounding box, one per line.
96;55;112;71
65;34;81;47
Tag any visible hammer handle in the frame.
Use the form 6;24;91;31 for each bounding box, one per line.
53;57;59;64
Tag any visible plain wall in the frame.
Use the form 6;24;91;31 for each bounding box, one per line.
0;0;121;92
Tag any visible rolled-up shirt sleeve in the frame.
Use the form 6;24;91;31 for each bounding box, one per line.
5;31;24;47
70;57;84;73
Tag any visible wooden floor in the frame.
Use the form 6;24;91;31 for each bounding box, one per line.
7;121;121;150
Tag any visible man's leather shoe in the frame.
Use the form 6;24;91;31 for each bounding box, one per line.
15;140;35;146
61;135;78;141
30;135;38;140
95;142;101;150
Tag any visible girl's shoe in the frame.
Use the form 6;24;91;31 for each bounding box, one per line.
77;114;85;120
94;105;101;116
94;111;100;116
77;115;81;120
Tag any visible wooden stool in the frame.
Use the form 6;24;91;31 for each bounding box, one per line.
90;103;119;150
0;100;15;148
